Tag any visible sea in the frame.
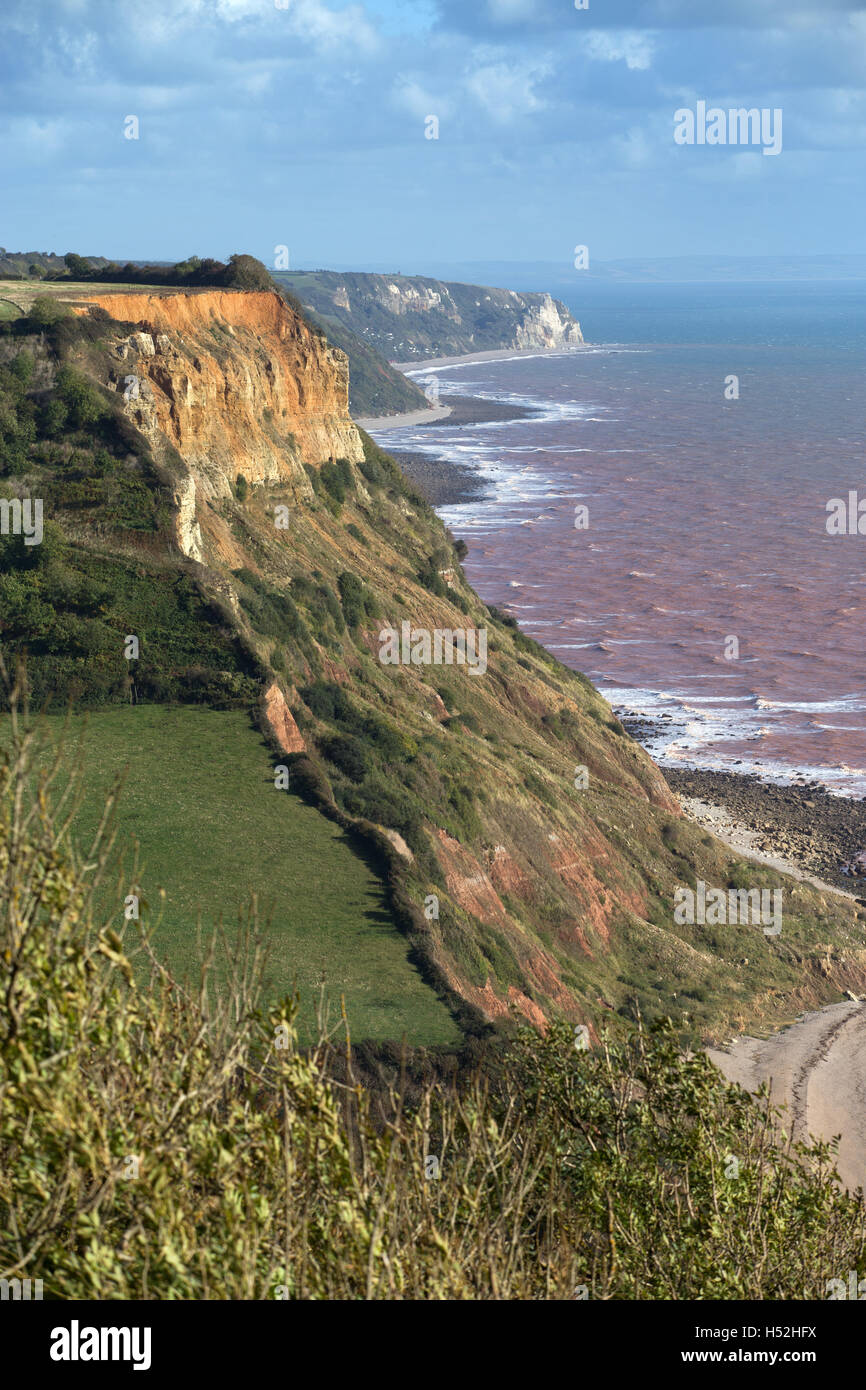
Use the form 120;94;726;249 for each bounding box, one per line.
369;282;866;800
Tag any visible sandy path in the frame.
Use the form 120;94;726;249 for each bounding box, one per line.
709;1000;866;1192
354;404;453;431
683;795;866;1190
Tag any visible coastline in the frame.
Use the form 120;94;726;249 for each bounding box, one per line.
708;1000;866;1194
364;393;538;508
663;767;866;896
667;769;866;901
355;388;542;435
370;333;866;1198
369;373;866;883
355;404;453;431
390;343;587;372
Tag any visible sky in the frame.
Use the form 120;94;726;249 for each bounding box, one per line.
2;0;866;271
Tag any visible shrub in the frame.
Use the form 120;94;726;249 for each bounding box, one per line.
322;733;368;782
221;253;272;291
26;295;71;327
320;458;353;502
338;570;365;628
55;367;105;427
1;733;864;1301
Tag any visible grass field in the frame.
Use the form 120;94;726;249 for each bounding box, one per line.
6;705;459;1046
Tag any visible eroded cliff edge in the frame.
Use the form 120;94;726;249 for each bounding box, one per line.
80;289;363;501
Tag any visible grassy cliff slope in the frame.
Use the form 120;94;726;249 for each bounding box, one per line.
0;280;863;1046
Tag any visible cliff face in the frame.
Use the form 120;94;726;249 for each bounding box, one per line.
22;282;860;1044
79;290;364;510
513;293;582;350
275;271;583;362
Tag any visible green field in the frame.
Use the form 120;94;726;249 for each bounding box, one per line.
7;706;459;1045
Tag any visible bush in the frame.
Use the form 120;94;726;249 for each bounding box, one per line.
235;473;249;503
320;458;353;505
322;733;368;782
26;295;71;327
338;570;365;628
55;367;105;427
221;253;272;291
1;735;864;1301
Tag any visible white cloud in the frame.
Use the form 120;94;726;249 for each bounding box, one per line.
584;31;655;71
392;77;452;121
285;0;380;54
123;0;380;54
464;55;552;123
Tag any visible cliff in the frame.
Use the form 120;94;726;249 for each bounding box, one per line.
3;282;862;1045
79;289;364;506
275;270;583;363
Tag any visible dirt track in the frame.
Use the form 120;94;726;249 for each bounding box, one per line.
709;1001;866;1193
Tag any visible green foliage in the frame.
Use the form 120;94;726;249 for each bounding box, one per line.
26;295;71;326
235;473;249;502
222;253;272;291
236;571;311;658
322;732;368;782
63;252;92;278
0;340;170;536
417;558;447;598
55;366;105;426
319;457;353;510
337;569;379;628
0;550;261;710
357;430;428;511
0;745;861;1300
288;576;344;638
448;783;482;840
50;251;275;294
341;773;425;854
301;680;410;763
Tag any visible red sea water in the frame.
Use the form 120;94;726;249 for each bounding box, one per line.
371;283;866;799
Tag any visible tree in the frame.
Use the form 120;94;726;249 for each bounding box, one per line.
222;254;272;292
27;296;70;327
64;253;91;279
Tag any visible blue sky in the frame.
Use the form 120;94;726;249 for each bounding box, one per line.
2;0;865;270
